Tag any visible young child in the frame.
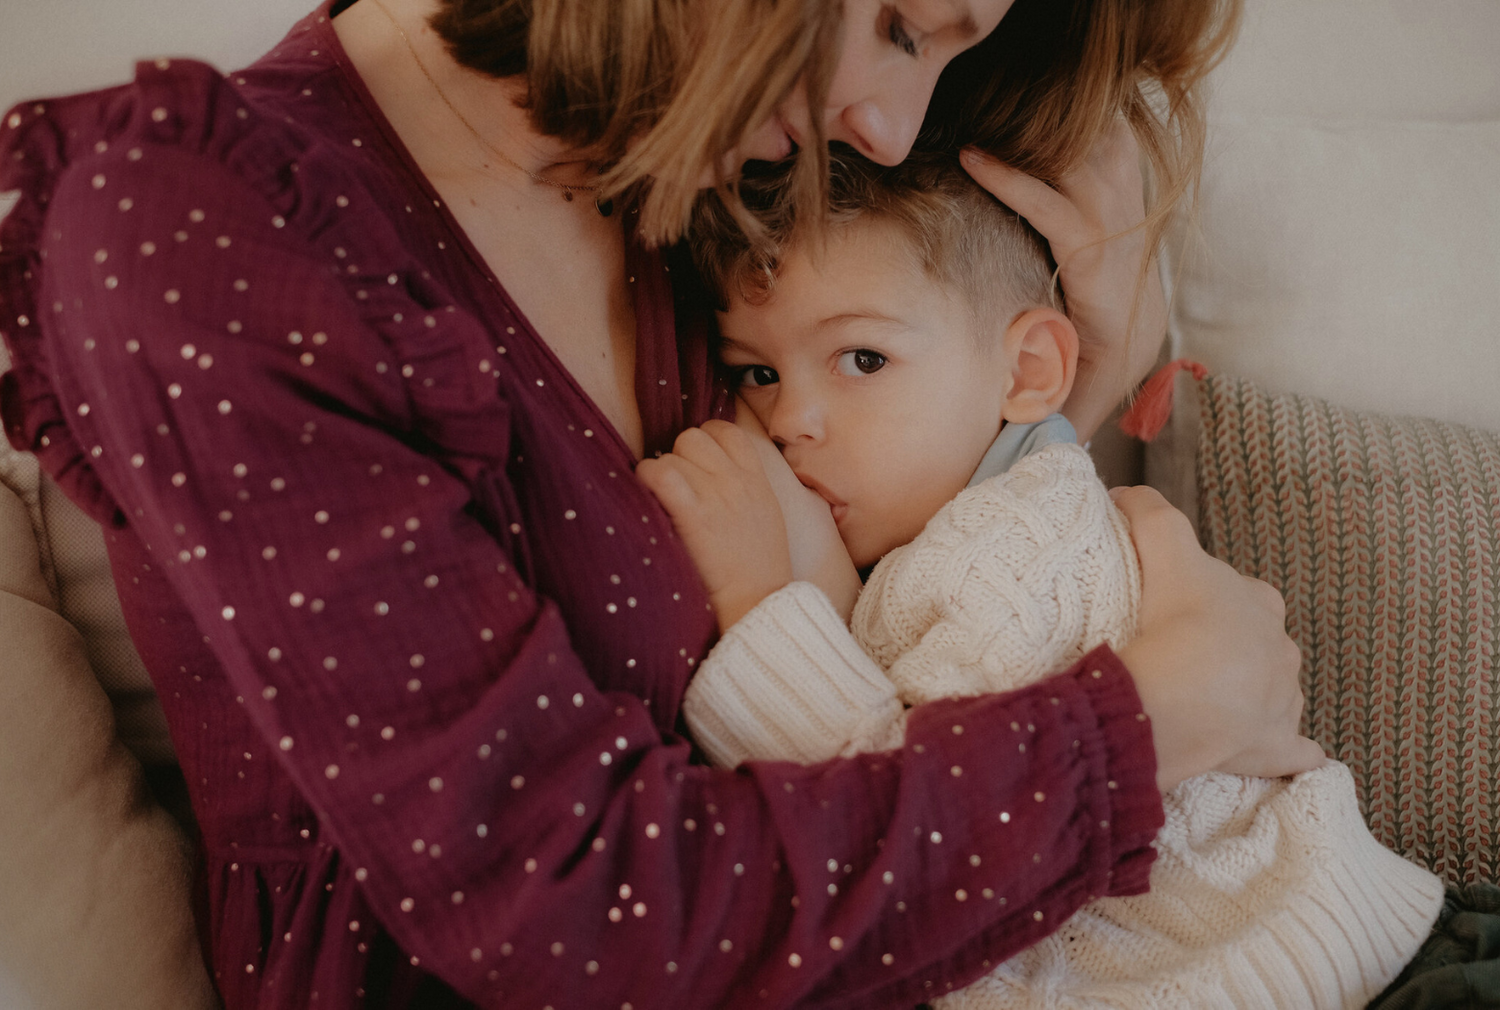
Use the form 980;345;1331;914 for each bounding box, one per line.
638;155;1445;1009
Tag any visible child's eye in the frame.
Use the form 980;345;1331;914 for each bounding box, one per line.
836;349;887;376
885;8;920;57
736;364;780;388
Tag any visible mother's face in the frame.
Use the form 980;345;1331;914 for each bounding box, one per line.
735;0;1017;168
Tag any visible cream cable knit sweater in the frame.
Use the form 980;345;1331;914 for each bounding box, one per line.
683;442;1444;1010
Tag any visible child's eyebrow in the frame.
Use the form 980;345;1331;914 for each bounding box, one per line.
717;311;911;355
717;334;758;355
814;310;909;331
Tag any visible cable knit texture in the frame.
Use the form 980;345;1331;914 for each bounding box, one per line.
687;441;1444;1009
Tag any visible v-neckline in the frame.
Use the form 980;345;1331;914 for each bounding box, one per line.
317;0;662;465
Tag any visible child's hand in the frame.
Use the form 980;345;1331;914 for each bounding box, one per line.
733;405;862;623
636;421;793;633
961;121;1168;442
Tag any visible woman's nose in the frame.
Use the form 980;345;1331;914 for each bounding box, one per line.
835;92;926;166
826;54;944;166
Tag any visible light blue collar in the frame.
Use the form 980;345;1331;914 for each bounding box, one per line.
966;414;1077;489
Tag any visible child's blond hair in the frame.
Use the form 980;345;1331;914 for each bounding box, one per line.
692;152;1061;333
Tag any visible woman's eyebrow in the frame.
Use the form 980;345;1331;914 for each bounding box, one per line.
934;0;980;39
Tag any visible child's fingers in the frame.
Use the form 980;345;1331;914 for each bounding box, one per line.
698;419;768;476
667;425;740;477
634;456;700;517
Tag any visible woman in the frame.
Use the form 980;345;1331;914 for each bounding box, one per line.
0;0;1316;1006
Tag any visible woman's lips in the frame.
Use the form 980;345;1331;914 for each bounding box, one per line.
775;114;801;159
770;115;794;160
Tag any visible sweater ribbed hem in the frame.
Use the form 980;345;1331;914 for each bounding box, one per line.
933;762;1445;1010
1200;764;1445;1009
683;582;904;769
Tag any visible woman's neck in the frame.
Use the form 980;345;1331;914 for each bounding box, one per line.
331;0;647;463
333;0;598;192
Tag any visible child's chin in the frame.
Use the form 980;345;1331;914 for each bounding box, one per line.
845;541;881;573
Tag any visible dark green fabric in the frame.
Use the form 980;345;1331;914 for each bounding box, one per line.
1368;883;1500;1009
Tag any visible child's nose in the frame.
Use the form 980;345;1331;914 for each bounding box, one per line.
767;389;825;446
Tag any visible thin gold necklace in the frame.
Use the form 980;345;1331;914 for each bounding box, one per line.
370;0;614;216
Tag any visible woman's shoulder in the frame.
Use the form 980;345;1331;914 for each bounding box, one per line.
0;59;493;529
1;57;361;237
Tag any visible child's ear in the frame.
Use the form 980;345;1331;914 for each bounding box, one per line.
1000;308;1079;424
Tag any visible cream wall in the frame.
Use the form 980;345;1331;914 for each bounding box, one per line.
0;0;317;114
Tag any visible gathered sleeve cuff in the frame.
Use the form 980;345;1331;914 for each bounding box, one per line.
1071;644;1163;896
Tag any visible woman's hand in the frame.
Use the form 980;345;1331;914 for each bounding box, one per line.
1109;486;1325;792
636;421;793;633
733;405;862;622
961;121;1168;443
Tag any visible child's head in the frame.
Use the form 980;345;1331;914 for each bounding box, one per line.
694;153;1080;568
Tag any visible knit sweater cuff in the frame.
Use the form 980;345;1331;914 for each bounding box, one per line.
1073;643;1164;897
683;582;906;769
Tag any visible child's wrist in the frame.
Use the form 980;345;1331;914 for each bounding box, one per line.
712;580;790;634
810;557;861;624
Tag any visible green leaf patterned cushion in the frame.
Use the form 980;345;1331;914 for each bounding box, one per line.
1195;373;1500;885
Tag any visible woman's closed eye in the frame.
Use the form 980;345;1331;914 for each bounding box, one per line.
883;6;920;57
735;364;780;388
836;349;888;376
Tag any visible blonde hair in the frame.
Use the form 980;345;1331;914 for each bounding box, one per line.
430;0;1241;248
920;0;1242;286
692;152;1058;332
430;0;840;245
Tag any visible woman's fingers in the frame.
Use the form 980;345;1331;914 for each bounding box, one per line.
960;148;1087;249
962;125;1165;442
1112;485;1323;790
1245;574;1289;622
1228;735;1327;781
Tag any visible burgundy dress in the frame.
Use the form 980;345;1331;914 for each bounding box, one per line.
0;4;1162;1007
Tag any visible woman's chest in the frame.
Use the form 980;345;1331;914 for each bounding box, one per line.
499;412;718;724
434;175;646;459
415;226;726;728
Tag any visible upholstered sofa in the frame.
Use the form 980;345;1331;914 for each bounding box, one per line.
1;0;1496;1005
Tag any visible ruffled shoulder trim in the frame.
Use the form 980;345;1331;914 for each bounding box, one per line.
0;64;249;524
1;58;516;527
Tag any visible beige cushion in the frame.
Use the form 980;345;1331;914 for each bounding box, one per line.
0;341;175;767
0;464;214;1007
1194;372;1500;886
1150;0;1500;512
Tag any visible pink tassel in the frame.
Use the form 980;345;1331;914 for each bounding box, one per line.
1118;359;1208;442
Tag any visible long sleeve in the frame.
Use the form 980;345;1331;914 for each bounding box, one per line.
684;581;908;768
0;65;1165;1010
